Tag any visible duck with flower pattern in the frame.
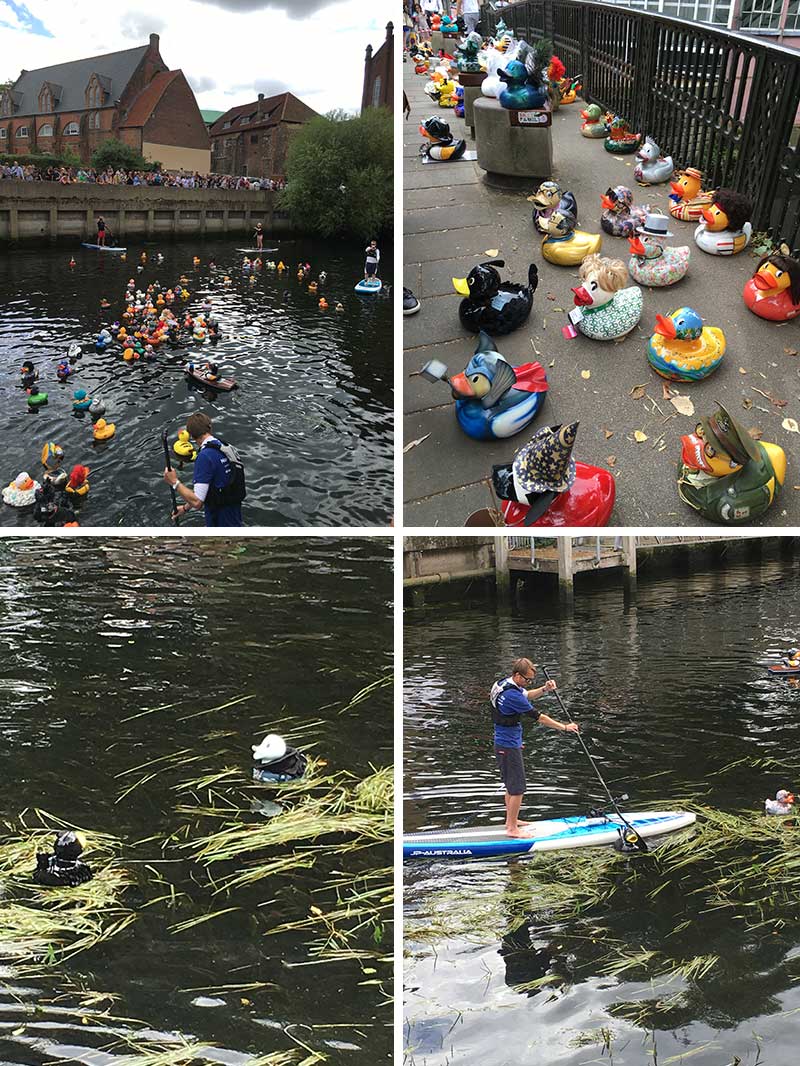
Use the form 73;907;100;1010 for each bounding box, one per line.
627;213;690;287
570;254;642;340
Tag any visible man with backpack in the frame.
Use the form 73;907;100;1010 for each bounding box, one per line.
163;412;245;526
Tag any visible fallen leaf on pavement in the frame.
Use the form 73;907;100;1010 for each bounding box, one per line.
661;382;672;399
739;367;748;374
751;386;788;408
670;395;695;416
484;248;499;256
549;359;555;367
784;347;798;356
604;428;614;439
630;384;646;400
546;292;555;300
782;418;800;433
742;397;753;410
634;430;648;442
606;455;616;467
403;434;431;452
581;369;591;379
749;427;763;439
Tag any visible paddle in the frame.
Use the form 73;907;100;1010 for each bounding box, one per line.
162;428;180;525
542;665;648;853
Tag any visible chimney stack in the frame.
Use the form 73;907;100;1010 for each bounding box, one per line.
149;33;160;49
258;91;264;116
386;22;393;40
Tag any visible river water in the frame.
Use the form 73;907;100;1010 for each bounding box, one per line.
0;236;393;527
0;536;393;1065
404;546;800;1066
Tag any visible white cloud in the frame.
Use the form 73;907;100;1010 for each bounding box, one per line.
0;0;394;113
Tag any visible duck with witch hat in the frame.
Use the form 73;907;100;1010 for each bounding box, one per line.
419;331;548;442
678;400;786;523
252;734;308;783
491;422;616;526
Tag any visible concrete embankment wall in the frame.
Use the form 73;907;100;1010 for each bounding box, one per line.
0;181;295;243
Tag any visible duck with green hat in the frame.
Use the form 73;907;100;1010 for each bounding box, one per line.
490;421;616;526
678;400;786;523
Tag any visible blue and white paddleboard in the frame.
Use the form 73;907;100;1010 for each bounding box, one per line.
236;247;279;253
355;278;382;294
403;811;696;859
82;243;127;252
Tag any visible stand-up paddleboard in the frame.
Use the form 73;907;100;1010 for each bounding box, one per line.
403;811;696;859
236;247;279;254
82;243;127;252
355;277;382;294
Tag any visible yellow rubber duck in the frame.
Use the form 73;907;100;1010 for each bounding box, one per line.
277;261;285;272
180;288;190;299
120;253;127;261
93;418;116;440
669;167;714;222
647;307;725;382
319;297;329;310
173;429;197;461
541;206;602;266
140;252;147;263
308;281;318;293
193;256;201;266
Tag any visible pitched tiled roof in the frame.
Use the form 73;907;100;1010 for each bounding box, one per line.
119;70;181;128
208;92;317;136
7;45;149;116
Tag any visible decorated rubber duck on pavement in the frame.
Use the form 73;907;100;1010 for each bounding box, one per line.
633;136;674;185
419;116;467;162
604;115;641;154
743;249;800;322
678;401;786;523
419;331;548;441
558;74;582;104
694;189;752;256
529;181;575;234
454;85;465;117
481;46;505;98
600;186;649;238
456;32;483;73
452;260;538;335
627;213;690;287
579;103;607;138
647;307;725;381
436;78;459;108
491;422;616;526
668;167;714;221
540;197;602;266
569;254;642;340
441;14;459;33
498;44;549;110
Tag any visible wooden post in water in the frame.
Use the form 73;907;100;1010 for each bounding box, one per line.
494;536;510;601
557;537;574;600
622;535;638;604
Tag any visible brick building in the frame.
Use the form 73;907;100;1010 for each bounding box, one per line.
209;93;318;179
362;22;393;112
0;34;210;172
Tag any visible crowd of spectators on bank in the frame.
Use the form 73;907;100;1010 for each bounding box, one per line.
0;161;286;190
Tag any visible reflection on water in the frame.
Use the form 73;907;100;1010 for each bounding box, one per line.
404;550;800;1066
0;237;393;527
0;537;393;1066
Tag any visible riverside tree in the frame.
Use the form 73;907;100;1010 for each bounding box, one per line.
91;138;158;173
281;107;392;241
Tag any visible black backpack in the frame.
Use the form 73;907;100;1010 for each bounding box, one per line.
203;438;246;508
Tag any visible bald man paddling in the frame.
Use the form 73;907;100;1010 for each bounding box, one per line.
491;658;579;837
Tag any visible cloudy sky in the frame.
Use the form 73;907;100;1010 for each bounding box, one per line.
0;0;394;114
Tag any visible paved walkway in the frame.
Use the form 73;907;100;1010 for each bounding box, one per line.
403;57;800;527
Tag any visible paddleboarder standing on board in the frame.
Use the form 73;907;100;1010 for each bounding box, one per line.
491;659;579;837
96;215;106;247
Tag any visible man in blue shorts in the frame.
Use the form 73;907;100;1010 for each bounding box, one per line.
491;658;579;836
163;412;245;526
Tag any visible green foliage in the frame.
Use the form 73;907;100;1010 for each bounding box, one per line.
0;151;75;168
90;137;155;172
281;107;392;241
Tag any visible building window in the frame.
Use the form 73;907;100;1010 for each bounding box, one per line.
372;76;383;108
17;125;28;138
39;123;53;136
223;120;231;129
250;133;259;143
0;127;6;139
0;95;10;117
40;88;52;112
64;121;79;135
239;114;251;124
89;112;101;129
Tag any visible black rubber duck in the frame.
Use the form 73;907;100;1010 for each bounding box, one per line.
452;259;538;335
33;830;93;887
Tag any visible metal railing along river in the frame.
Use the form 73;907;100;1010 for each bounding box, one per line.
485;0;800;245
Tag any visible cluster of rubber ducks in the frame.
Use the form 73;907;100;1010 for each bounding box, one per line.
1;441;95;526
295;262;344;312
20;349;115;442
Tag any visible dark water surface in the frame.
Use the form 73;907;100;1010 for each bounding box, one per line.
0;237;393;527
0;537;393;1064
404;549;800;1066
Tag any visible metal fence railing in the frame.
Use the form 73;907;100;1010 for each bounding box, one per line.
486;0;800;245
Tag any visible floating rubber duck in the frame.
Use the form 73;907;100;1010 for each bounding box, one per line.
540;198;602;266
668;167;714;222
33;831;92;887
20;360;38;391
627;214;690;287
604;116;641;154
647;307;725;381
93;418;115;441
56;360;74;381
419;330;548;442
100;298;111;309
277;261;285;272
600;186;649;238
678;400;786;523
3;472;40;507
569;254;642;340
491;422;616;527
72;388;92;411
41;441;64;473
529;182;576;234
69;257;76;269
95;329;113;351
319;297;329;310
743;249;800;322
765;790;795;816
27;389;48;409
252;733;308;784
89;398;105;417
633;136;674;185
174;429;197;462
193;256;201;266
140;252;147;263
419;116;467;162
579;103;607;138
335;302;344;313
65;465;90;497
694;189;752;256
452;260;538;335
308;281;318;293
